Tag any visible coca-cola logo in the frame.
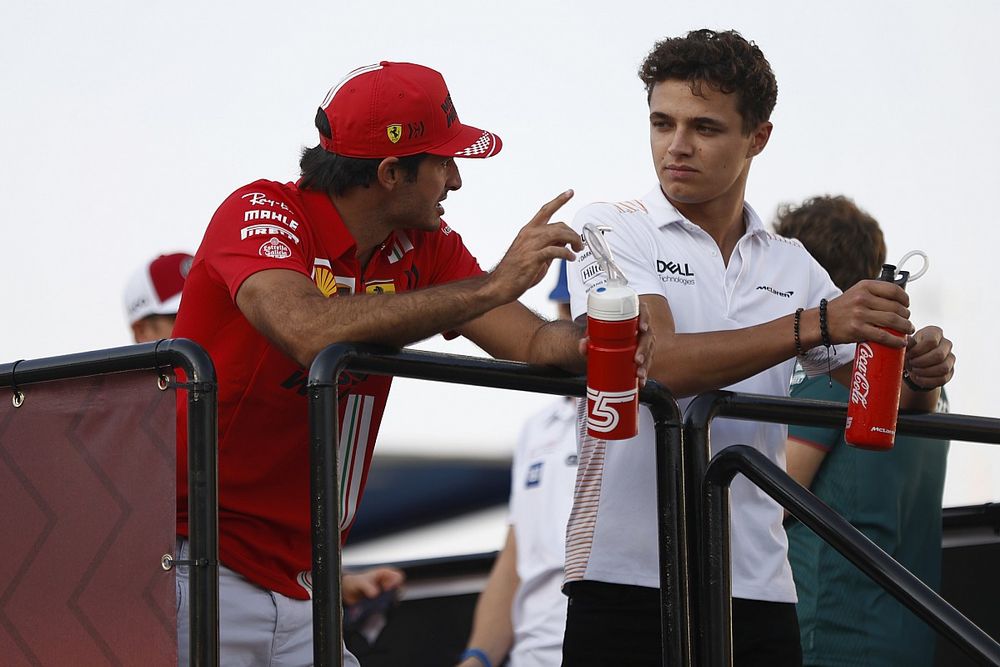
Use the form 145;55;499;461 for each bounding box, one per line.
850;343;874;408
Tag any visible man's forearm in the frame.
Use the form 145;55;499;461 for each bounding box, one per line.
526;319;586;372
238;270;515;367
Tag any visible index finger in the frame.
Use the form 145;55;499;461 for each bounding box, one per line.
528;189;575;226
863;279;910;308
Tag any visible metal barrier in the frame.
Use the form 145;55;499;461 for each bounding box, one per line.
0;339;219;666
685;390;1000;666
307;343;688;667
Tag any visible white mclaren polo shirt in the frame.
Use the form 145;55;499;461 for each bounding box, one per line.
565;186;853;603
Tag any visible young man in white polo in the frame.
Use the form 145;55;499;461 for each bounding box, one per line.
563;29;955;666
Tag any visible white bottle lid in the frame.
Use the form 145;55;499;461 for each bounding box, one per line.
587;284;639;322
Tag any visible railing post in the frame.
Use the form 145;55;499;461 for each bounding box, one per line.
681;390;734;666
308;345;358;667
159;339;220;667
645;382;690;667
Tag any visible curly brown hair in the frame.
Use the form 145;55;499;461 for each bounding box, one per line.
639;29;778;135
773;196;886;291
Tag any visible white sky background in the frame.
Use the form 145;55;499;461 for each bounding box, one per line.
2;0;999;507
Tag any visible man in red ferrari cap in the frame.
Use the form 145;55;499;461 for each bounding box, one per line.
172;61;653;665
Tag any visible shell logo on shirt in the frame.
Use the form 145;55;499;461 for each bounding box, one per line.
365;280;395;294
311;259;355;297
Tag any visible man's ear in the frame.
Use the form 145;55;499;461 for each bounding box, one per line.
746;121;773;158
376;157;402;189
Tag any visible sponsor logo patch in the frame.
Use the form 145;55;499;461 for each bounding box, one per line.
657;259;694;277
241;192;294;212
365;279;395;294
581;261;603;282
526;461;543;488
756;285;794;298
243;208;300;230
387;124;402;144
407;121;425;139
440;93;458;128
259;237;291;259
241;224;300;245
312;263;355;297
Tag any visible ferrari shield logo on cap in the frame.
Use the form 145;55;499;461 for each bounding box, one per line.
387;124;402;143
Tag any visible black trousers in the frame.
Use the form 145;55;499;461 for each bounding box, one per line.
562;581;802;666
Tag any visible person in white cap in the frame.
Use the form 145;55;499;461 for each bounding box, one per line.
171;61;654;666
123;252;193;343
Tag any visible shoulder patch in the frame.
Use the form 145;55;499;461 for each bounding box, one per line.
765;231;804;247
594;199;648;215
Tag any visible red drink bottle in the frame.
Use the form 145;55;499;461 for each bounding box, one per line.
586;284;640;440
845;264;909;450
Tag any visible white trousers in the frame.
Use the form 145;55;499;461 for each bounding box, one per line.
175;539;360;666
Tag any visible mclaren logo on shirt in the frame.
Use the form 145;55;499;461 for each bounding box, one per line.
756;285;794;298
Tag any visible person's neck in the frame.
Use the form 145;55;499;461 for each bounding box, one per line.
667;185;748;266
329;191;393;269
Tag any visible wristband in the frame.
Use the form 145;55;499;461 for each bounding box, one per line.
793;308;805;357
460;648;493;667
903;369;934;392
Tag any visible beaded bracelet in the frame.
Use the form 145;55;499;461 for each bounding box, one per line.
793;308;805;357
818;299;832;348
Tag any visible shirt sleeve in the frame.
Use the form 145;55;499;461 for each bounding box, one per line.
200;182;313;302
787;374;847;452
567;203;661;320
421;220;484;285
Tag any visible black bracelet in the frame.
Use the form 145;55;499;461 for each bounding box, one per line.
818;299;832;348
903;369;935;392
793;308;805;357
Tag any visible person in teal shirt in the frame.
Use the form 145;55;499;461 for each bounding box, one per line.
775;195;951;667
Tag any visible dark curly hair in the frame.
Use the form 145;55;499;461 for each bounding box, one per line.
639;29;778;135
773;195;886;291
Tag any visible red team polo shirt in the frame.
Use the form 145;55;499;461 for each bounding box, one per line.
173;179;482;599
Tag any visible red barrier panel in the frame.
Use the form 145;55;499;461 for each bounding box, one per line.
0;370;176;666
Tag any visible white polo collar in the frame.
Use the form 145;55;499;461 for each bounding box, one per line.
642;186;770;246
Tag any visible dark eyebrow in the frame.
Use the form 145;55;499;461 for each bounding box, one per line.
693;116;726;128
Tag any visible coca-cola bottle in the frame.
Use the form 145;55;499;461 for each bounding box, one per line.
845;264;909;450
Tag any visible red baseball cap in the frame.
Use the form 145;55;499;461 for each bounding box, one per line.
317;61;502;159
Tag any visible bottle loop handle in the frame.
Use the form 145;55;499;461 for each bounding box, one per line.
895;250;928;283
581;223;629;287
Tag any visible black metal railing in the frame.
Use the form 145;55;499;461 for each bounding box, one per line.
0;339;219;666
685;391;1000;666
307;343;688;667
